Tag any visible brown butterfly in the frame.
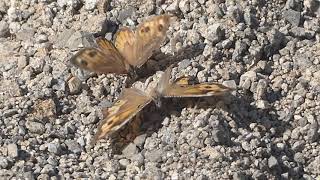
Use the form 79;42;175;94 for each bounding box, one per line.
70;14;174;74
91;66;234;144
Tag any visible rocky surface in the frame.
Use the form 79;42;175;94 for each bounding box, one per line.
0;0;320;179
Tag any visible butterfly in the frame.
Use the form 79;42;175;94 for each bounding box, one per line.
91;66;234;145
70;14;174;74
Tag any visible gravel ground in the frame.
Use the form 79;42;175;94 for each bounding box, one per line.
0;0;320;179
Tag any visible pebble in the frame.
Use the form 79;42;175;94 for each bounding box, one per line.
47;142;61;155
283;9;301;26
7;143;19;158
268;156;278;168
133;134;147;148
26;121;45;134
0;20;9;37
204;23;223;44
144;149;163;163
68;76;82;94
122;143;139;158
65;140;82;154
0;156;9;169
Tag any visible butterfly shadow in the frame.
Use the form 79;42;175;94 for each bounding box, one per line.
106;87;291;159
134;43;205;81
106;91;236;154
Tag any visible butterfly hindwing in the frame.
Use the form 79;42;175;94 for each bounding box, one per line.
156;66;232;98
92;88;152;144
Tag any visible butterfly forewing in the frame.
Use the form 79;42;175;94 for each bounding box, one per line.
70;38;128;74
114;14;173;67
134;14;173;67
92;88;152;144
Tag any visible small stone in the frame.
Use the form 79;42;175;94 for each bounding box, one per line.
292;140;305;152
268;156;278;168
122;143;139;158
232;40;248;61
7;143;18;158
179;0;190;13
17;55;28;70
84;0;98;11
0;156;9;169
68;76;82;94
256;100;270;109
283;9;301;26
239;71;257;90
36;34;48;43
144;149;162;163
290;26;315;39
223;80;237;89
55;29;76;49
255;79;268;99
40;164;54;174
244;10;258;27
134;134;147;148
26;121;45;134
233;172;247;180
16;28;35;41
65;140;82;154
119;159;130;168
186;30;200;44
166;0;179;12
130;153;144;167
117;7;135;23
33;99;56;119
293;152;305;164
178;59;191;70
2;80;22;97
0;20;9;37
23;172;35;179
221;39;233;49
205;23;223;44
47;143;61;155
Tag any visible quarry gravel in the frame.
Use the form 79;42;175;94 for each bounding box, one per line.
0;0;320;179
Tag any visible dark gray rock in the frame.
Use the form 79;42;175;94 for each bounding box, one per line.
283;9;301;26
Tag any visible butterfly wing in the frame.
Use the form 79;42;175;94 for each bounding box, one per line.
163;83;233;97
116;14;173;67
92;88;152;144
70;37;128;74
114;27;136;66
156;66;232;97
134;14;173;67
